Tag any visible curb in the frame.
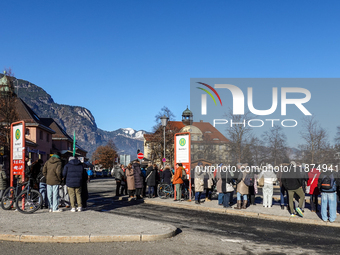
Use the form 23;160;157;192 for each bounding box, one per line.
144;199;338;228
0;225;177;243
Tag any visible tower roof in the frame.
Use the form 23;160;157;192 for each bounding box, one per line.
182;106;193;117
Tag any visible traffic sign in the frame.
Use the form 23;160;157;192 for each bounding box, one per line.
162;158;166;162
137;152;144;159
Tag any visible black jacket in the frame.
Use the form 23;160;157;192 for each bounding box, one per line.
318;170;338;193
132;162;144;189
63;159;86;188
281;167;303;190
146;166;157;186
161;168;172;185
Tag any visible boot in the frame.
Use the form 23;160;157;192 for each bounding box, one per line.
234;200;242;210
242;200;247;209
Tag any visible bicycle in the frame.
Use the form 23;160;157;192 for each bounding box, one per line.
157;183;174;199
1;178;43;214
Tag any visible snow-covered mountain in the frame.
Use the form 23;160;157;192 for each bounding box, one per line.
113;128;148;141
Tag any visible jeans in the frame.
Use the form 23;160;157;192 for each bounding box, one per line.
47;184;59;211
237;192;247;201
39;182;48;207
68;187;82;208
195;192;202;201
223;192;232;207
280;186;287;206
218;193;224;205
321;192;337;222
148;186;155;197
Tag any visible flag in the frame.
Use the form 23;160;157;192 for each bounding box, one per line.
73;130;76;157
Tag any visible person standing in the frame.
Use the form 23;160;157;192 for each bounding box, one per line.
281;162;305;217
113;163;124;196
318;166;338;222
63;156;86;212
132;161;144;199
308;166;321;212
0;165;7;200
161;164;172;185
194;167;204;204
173;163;184;201
258;165;277;208
126;164;135;198
37;162;48;209
146;163;157;198
120;165;128;196
43;152;63;212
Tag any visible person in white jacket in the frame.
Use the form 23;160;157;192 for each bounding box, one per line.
258;164;277;208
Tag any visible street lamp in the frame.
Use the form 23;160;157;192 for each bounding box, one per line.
160;115;169;169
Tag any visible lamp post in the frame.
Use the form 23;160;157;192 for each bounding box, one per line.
160;115;169;169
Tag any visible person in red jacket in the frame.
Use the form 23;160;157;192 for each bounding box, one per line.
308;167;321;212
173;163;184;201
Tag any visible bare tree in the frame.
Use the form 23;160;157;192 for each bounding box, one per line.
249;136;269;166
335;126;340;149
225;110;253;164
299;117;332;164
262;125;288;166
152;106;176;132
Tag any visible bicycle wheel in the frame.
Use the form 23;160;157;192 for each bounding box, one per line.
163;184;172;199
158;184;166;198
16;189;43;214
1;186;15;210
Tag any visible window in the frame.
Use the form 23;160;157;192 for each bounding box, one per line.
40;130;43;140
219;145;224;150
46;133;49;142
25;128;30;135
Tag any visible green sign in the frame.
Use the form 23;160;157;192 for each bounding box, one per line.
179;138;186;146
15;129;21;140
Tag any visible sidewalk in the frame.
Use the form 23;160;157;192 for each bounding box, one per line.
0;208;176;243
143;195;340;228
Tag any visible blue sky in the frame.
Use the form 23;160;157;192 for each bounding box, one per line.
1;1;340;146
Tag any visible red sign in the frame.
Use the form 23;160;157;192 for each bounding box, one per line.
137;152;144;159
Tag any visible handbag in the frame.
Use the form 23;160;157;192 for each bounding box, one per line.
258;176;264;187
306;174;317;194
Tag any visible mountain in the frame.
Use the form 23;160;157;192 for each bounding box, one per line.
1;74;147;159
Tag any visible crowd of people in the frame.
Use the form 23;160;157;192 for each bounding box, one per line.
113;161;340;223
0;152;88;213
1;156;338;223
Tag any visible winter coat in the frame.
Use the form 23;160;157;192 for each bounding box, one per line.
146;166;157;187
43;156;62;186
204;171;214;189
132;162;144;189
281;168;303;190
220;169;234;193
0;167;7;190
258;170;277;185
126;167;135;191
173;166;184;185
236;171;249;195
114;165;124;181
62;158;85;188
194;170;204;192
161;167;172;185
307;168;321;195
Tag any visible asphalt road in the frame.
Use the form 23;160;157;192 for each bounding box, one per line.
1;177;339;255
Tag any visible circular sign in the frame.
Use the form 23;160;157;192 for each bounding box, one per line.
179;138;186;146
162;158;166;162
15;129;21;140
137;152;144;159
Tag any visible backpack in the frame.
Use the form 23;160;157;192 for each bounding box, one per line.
321;173;336;192
181;169;187;181
244;173;254;187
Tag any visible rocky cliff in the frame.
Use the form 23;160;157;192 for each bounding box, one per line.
2;74;146;159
